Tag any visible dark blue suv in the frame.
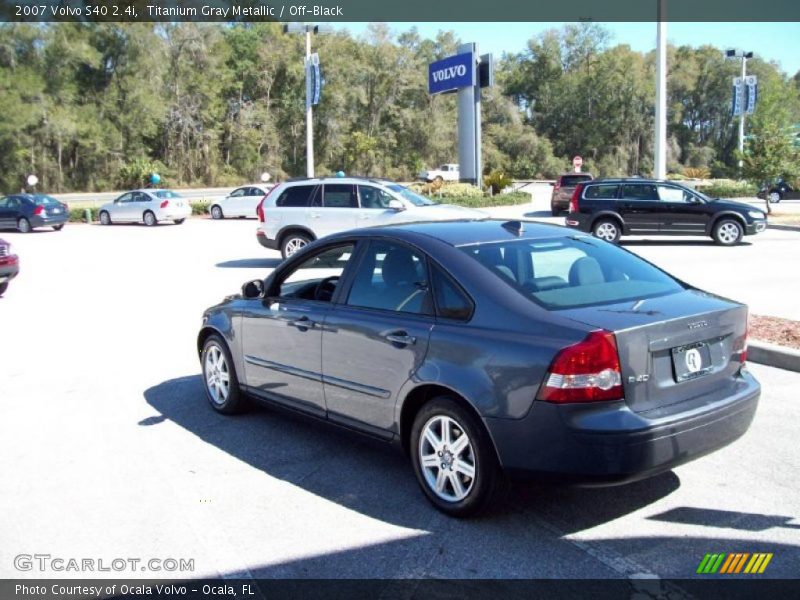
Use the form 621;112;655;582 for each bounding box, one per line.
565;179;767;245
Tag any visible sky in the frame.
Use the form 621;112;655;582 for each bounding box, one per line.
339;22;800;77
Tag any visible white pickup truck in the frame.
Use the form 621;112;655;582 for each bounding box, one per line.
418;163;460;182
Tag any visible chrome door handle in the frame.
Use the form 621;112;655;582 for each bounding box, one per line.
384;333;416;346
287;316;315;329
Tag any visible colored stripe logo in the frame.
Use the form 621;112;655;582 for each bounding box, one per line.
697;553;773;574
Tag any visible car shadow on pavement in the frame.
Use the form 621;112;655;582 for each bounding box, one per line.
648;506;800;532
216;258;283;269
144;375;682;531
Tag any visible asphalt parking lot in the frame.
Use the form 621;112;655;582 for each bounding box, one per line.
1;215;798;584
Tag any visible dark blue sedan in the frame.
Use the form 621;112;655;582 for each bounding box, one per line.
0;194;69;232
197;220;759;516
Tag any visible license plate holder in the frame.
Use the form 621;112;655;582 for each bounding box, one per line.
672;341;713;382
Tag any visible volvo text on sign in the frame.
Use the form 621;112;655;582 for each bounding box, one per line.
428;52;474;95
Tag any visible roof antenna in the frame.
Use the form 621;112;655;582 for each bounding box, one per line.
502;220;524;235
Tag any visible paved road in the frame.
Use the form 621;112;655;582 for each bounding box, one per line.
0;217;798;584
486;202;800;321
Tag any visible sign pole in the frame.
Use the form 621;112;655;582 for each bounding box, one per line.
305;27;314;178
653;0;667;179
457;42;478;185
738;55;747;170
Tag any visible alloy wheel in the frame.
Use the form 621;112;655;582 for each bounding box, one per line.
418;415;476;502
284;237;307;257
717;222;741;245
204;344;231;406
768;192;781;204
594;222;618;242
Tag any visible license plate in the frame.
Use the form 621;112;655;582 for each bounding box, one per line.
52;209;61;214
672;341;713;382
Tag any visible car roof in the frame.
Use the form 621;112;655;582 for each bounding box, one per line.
279;176;395;186
587;178;674;184
334;219;580;247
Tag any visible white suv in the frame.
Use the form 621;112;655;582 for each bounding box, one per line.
256;177;487;258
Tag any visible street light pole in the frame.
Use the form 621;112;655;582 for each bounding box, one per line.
725;49;753;171
654;1;667;180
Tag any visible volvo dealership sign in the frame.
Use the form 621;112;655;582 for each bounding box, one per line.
428;52;474;95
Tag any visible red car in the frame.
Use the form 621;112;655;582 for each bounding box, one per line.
0;238;19;296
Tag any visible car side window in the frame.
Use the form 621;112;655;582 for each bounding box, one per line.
585;185;619;199
0;197;7;208
431;265;473;321
277;243;356;301
358;185;394;209
7;197;20;209
276;185;317;207
622;184;658;201
117;193;133;204
657;185;695;203
346;241;431;315
323;184;357;208
230;188;246;197
135;192;150;202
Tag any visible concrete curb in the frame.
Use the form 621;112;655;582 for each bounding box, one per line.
749;339;800;373
767;223;800;232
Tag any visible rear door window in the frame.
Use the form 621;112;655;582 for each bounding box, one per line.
323;184;357;208
431;265;473;321
276;185;318;207
585;184;619;199
621;184;658;200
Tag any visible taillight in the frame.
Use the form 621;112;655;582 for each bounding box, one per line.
537;330;623;403
160;200;169;208
737;318;748;366
568;183;584;213
257;186;279;222
33;205;45;216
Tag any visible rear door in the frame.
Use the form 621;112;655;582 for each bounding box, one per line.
618;183;663;234
657;184;709;235
316;183;359;238
273;184;320;233
321;240;434;432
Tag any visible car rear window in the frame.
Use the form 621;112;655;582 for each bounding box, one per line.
584;184;619;199
154;190;183;199
276;185;318;207
460;237;684;310
560;175;593;186
33;195;61;205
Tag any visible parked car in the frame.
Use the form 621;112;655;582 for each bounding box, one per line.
209;184;274;220
550;172;594;215
418;164;460;183
255;177;487;258
199;219;759;516
565;178;767;245
98;189;191;226
757;178;800;203
0;238;19;295
0;194;68;232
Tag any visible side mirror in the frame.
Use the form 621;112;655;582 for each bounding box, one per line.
242;279;265;299
388;199;406;211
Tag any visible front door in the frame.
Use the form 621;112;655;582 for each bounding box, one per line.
322;240;434;432
240;242;358;416
657;184;710;235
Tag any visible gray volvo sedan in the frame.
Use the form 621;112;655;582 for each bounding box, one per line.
197;220;759;516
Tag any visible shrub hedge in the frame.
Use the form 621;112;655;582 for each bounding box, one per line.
696;181;758;198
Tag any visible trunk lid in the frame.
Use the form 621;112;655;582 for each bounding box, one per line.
557;289;747;414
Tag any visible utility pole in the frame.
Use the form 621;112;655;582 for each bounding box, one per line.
653;0;667;179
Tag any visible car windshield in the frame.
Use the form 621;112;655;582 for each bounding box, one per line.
460;236;685;310
153;190;182;199
560;175;592;186
33;195;61;205
387;184;438;206
687;186;711;202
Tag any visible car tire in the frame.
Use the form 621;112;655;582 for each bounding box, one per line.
99;211;111;225
410;397;505;517
174;218;186;225
17;218;32;233
143;210;157;227
201;334;246;414
210;205;224;219
0;282;8;296
52;224;65;231
280;232;312;259
592;218;621;243
768;191;782;204
712;218;744;246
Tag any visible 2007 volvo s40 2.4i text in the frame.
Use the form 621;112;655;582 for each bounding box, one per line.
197;220;759;517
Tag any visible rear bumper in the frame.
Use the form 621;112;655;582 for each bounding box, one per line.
0;256;20;282
31;214;68;228
485;370;760;485
564;215;591;232
256;229;278;250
